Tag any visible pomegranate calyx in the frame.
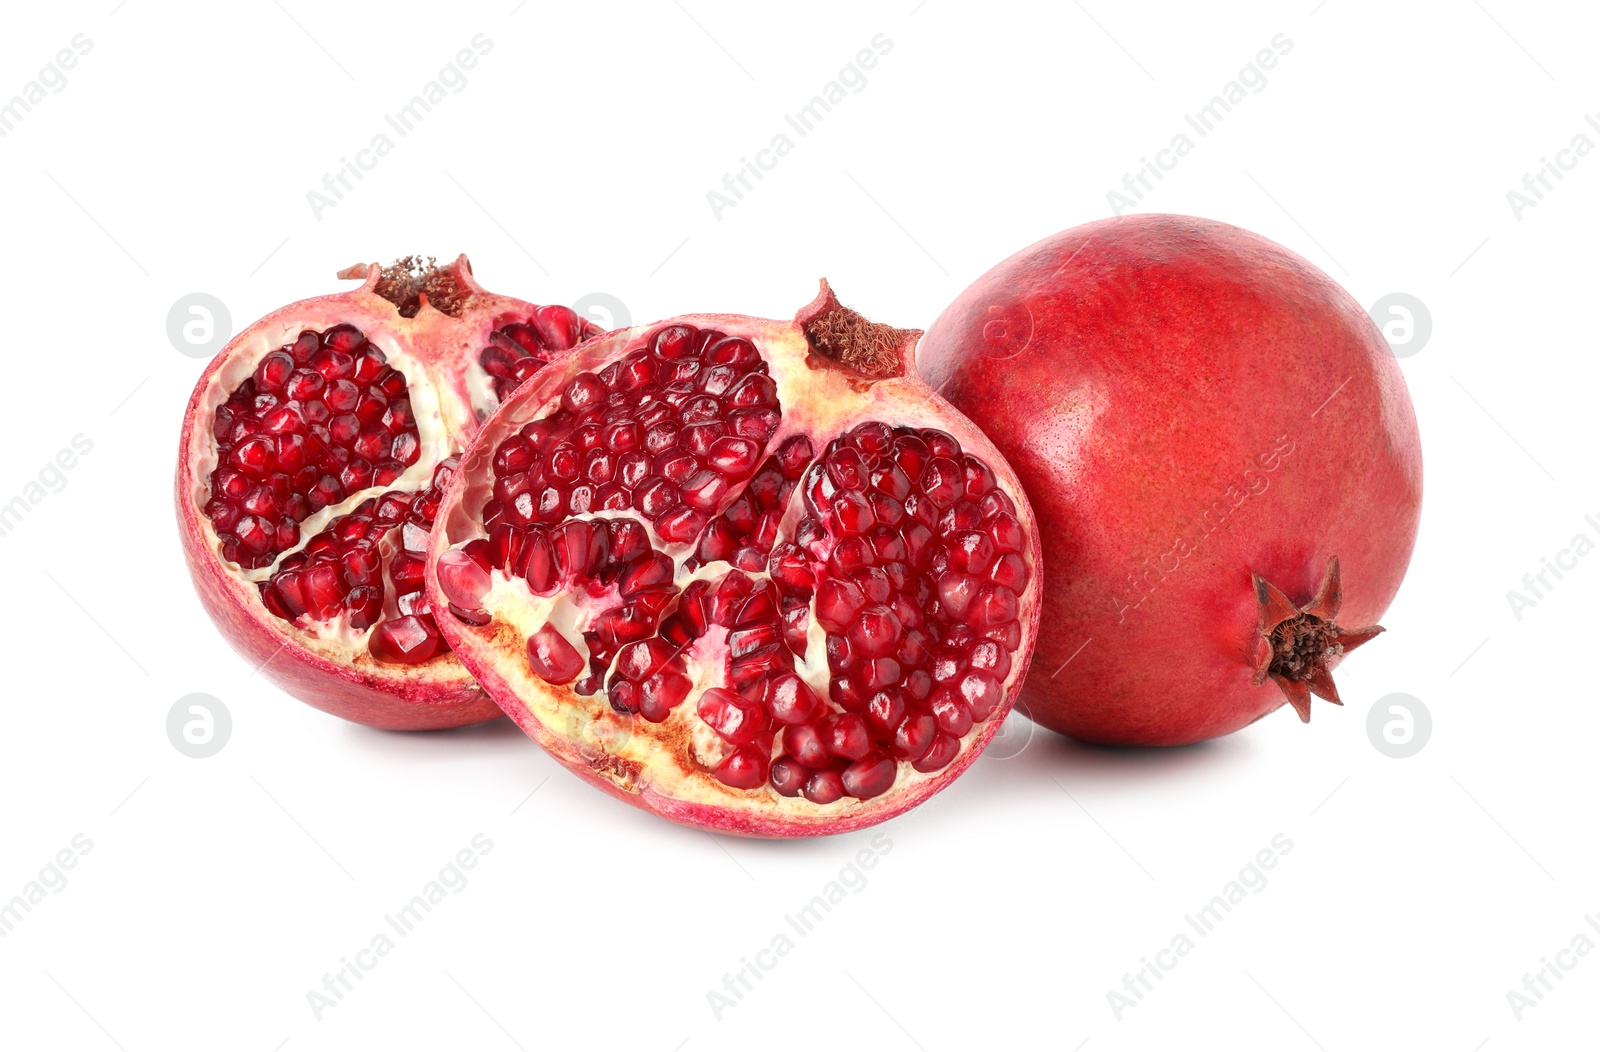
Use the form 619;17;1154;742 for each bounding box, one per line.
1250;557;1383;722
340;255;483;319
797;279;921;382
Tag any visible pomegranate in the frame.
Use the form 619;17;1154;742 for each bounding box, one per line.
917;214;1422;746
176;256;601;730
427;282;1042;835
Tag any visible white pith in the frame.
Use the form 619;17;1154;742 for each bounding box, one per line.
462;355;501;423
437;314;1044;823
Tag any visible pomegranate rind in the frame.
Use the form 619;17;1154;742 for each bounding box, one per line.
175;258;594;730
918;214;1423;745
427;292;1043;836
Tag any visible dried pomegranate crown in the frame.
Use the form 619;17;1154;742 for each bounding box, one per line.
1252;557;1383;721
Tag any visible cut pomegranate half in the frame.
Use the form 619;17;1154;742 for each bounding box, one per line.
176;256;600;730
428;283;1043;835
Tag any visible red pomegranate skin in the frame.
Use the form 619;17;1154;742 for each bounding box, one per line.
917;214;1422;746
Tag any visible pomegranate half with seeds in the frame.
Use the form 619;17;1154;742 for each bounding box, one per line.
427;283;1042;836
176;257;600;730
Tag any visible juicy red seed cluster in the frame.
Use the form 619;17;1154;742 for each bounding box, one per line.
467;325;1031;806
691;435;814;573
488;514;676;690
481;323;781;542
478;306;589;401
785;424;1028;791
259;458;459;666
205;324;420;569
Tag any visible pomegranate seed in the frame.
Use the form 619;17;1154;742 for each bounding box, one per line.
347;425;382;462
865;690;906;736
322;324;363;352
920;457;964;508
728;407;780;441
891;713;936;760
958;670;1002;720
841;753;896;799
989;552;1028;591
437;547;492;609
354;347;387;384
989;512;1025;553
930;690;974;737
706;436;760;478
913;733;960;773
769;757;807;796
392;432;420;466
323;378;360;412
763;673;824;725
713;747;768;790
783;723;832;767
235;514;272;553
520;531;558;593
937;572;980;620
346;586;383;629
697;688;766;744
613;638;676;683
815;577;865;632
255;351;294;392
972;584;1019;627
288;330;319;363
339;458;373;493
962;455;996;500
390;552;426;594
638;670;692;723
803;769;845;805
681;470;731;513
848;604;902;658
527;624;584;683
302;563;343;619
561;374;606;413
822;713;872;761
231;437;274;479
312;347;355;381
655;506;707;543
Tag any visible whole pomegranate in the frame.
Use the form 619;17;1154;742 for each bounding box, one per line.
176;256;599;730
917;215;1422;746
427;282;1043;835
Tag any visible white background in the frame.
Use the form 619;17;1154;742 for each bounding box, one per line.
1;1;1595;1049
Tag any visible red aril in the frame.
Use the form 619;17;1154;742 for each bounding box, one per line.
176;256;599;730
428;283;1043;836
917;214;1422;745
